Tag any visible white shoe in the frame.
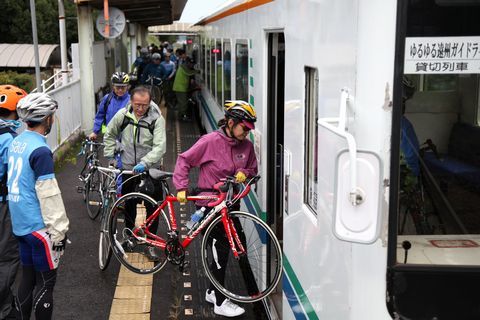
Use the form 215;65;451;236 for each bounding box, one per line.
205;289;216;304
214;299;245;317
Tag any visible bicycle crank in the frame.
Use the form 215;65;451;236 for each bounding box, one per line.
165;238;185;265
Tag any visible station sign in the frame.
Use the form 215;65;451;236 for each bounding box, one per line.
404;36;480;74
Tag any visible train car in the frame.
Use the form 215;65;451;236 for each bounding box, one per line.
189;0;480;319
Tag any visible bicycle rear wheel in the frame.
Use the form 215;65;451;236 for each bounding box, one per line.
151;85;161;106
108;192;171;274
201;211;282;303
99;194;115;270
85;169;102;220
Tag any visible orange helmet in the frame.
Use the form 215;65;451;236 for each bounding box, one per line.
0;85;27;112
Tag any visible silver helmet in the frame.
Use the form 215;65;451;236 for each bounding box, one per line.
17;93;58;123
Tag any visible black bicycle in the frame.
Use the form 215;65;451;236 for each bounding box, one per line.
77;139;104;219
144;76;164;106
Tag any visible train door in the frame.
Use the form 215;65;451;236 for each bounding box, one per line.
388;1;480;319
266;31;285;312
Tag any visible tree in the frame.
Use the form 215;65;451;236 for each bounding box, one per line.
0;0;78;45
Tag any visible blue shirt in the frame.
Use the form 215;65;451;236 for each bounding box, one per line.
140;63;163;85
401;116;420;177
8;130;55;236
93;92;130;134
160;61;176;79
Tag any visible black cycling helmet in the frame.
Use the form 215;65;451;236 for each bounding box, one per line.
402;76;415;100
111;71;130;86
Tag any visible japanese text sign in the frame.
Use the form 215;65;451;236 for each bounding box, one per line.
405;37;480;74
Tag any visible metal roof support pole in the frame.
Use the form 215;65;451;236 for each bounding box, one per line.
77;4;95;133
29;0;42;92
58;0;69;85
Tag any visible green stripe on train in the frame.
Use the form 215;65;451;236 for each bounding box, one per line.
284;255;320;320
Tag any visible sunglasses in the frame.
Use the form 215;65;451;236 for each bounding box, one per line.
238;123;251;132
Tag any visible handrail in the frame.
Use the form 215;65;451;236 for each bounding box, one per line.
31;62;74;93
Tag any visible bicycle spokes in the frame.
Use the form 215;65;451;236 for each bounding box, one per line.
201;211;282;303
108;192;171;274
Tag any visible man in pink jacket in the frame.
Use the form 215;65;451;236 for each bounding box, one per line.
173;100;258;317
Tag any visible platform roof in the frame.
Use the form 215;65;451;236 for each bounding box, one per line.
0;44;60;68
74;0;188;27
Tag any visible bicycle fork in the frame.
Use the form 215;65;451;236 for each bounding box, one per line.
221;210;246;259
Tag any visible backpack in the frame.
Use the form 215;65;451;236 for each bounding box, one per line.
102;93;114;126
0;127;16;201
119;115;156;135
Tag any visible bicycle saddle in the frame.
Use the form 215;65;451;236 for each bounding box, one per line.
148;168;173;181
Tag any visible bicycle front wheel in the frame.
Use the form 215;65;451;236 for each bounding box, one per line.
99;194;115;270
85;169;102;220
108;192;171;274
201;211;282;303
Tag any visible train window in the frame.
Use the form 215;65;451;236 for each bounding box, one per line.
235;41;249;101
304;67;319;214
206;39;212;92
215;40;223;107
201;41;206;83
210;40;216;98
398;72;480;265
223;40;232;102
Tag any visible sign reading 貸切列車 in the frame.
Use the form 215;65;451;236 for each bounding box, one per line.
404;37;480;74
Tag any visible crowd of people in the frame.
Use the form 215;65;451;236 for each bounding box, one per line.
131;42;199;120
0;47;258;317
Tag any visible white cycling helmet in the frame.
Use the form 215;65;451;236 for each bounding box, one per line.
17;92;58;123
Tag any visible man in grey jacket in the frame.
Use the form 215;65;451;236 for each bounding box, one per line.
104;86;166;260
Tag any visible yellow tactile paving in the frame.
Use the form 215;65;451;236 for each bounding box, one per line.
109;203;155;320
114;286;152;300
110;297;151;314
110;314;150;320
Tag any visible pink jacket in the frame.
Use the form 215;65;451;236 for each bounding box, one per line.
173;128;258;196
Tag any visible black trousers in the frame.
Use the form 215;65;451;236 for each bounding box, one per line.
0;203;20;319
122;174;163;234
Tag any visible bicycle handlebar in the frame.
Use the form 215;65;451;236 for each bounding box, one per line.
206;175;260;207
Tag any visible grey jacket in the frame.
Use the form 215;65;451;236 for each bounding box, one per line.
104;102;166;170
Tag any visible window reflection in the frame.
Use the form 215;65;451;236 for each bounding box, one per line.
397;74;480;266
235;43;249;101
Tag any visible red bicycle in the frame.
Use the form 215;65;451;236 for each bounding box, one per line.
107;171;282;303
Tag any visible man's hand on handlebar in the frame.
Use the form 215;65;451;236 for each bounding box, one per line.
88;132;97;141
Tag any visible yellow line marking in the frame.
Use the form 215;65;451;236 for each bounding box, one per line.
109;204;154;319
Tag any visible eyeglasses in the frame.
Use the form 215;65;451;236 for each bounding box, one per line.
132;103;149;109
113;86;128;90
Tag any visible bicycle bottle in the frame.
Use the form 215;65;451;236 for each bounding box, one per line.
186;207;206;230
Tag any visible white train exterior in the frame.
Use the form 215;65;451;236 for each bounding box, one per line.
189;0;480;319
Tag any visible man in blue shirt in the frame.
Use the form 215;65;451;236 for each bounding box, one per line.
89;71;131;141
140;53;163;86
0;85;26;319
8;93;69;320
160;52;176;108
400;77;421;195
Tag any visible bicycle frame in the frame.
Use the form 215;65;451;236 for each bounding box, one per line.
131;181;255;259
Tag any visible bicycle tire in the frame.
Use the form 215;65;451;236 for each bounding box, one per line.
151;85;161;106
201;211;282;303
158;85;164;106
85;169;103;220
108;192;171;274
99;194;115;270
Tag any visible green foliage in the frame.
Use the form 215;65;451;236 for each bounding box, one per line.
0;71;35;92
147;35;161;47
0;0;78;45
